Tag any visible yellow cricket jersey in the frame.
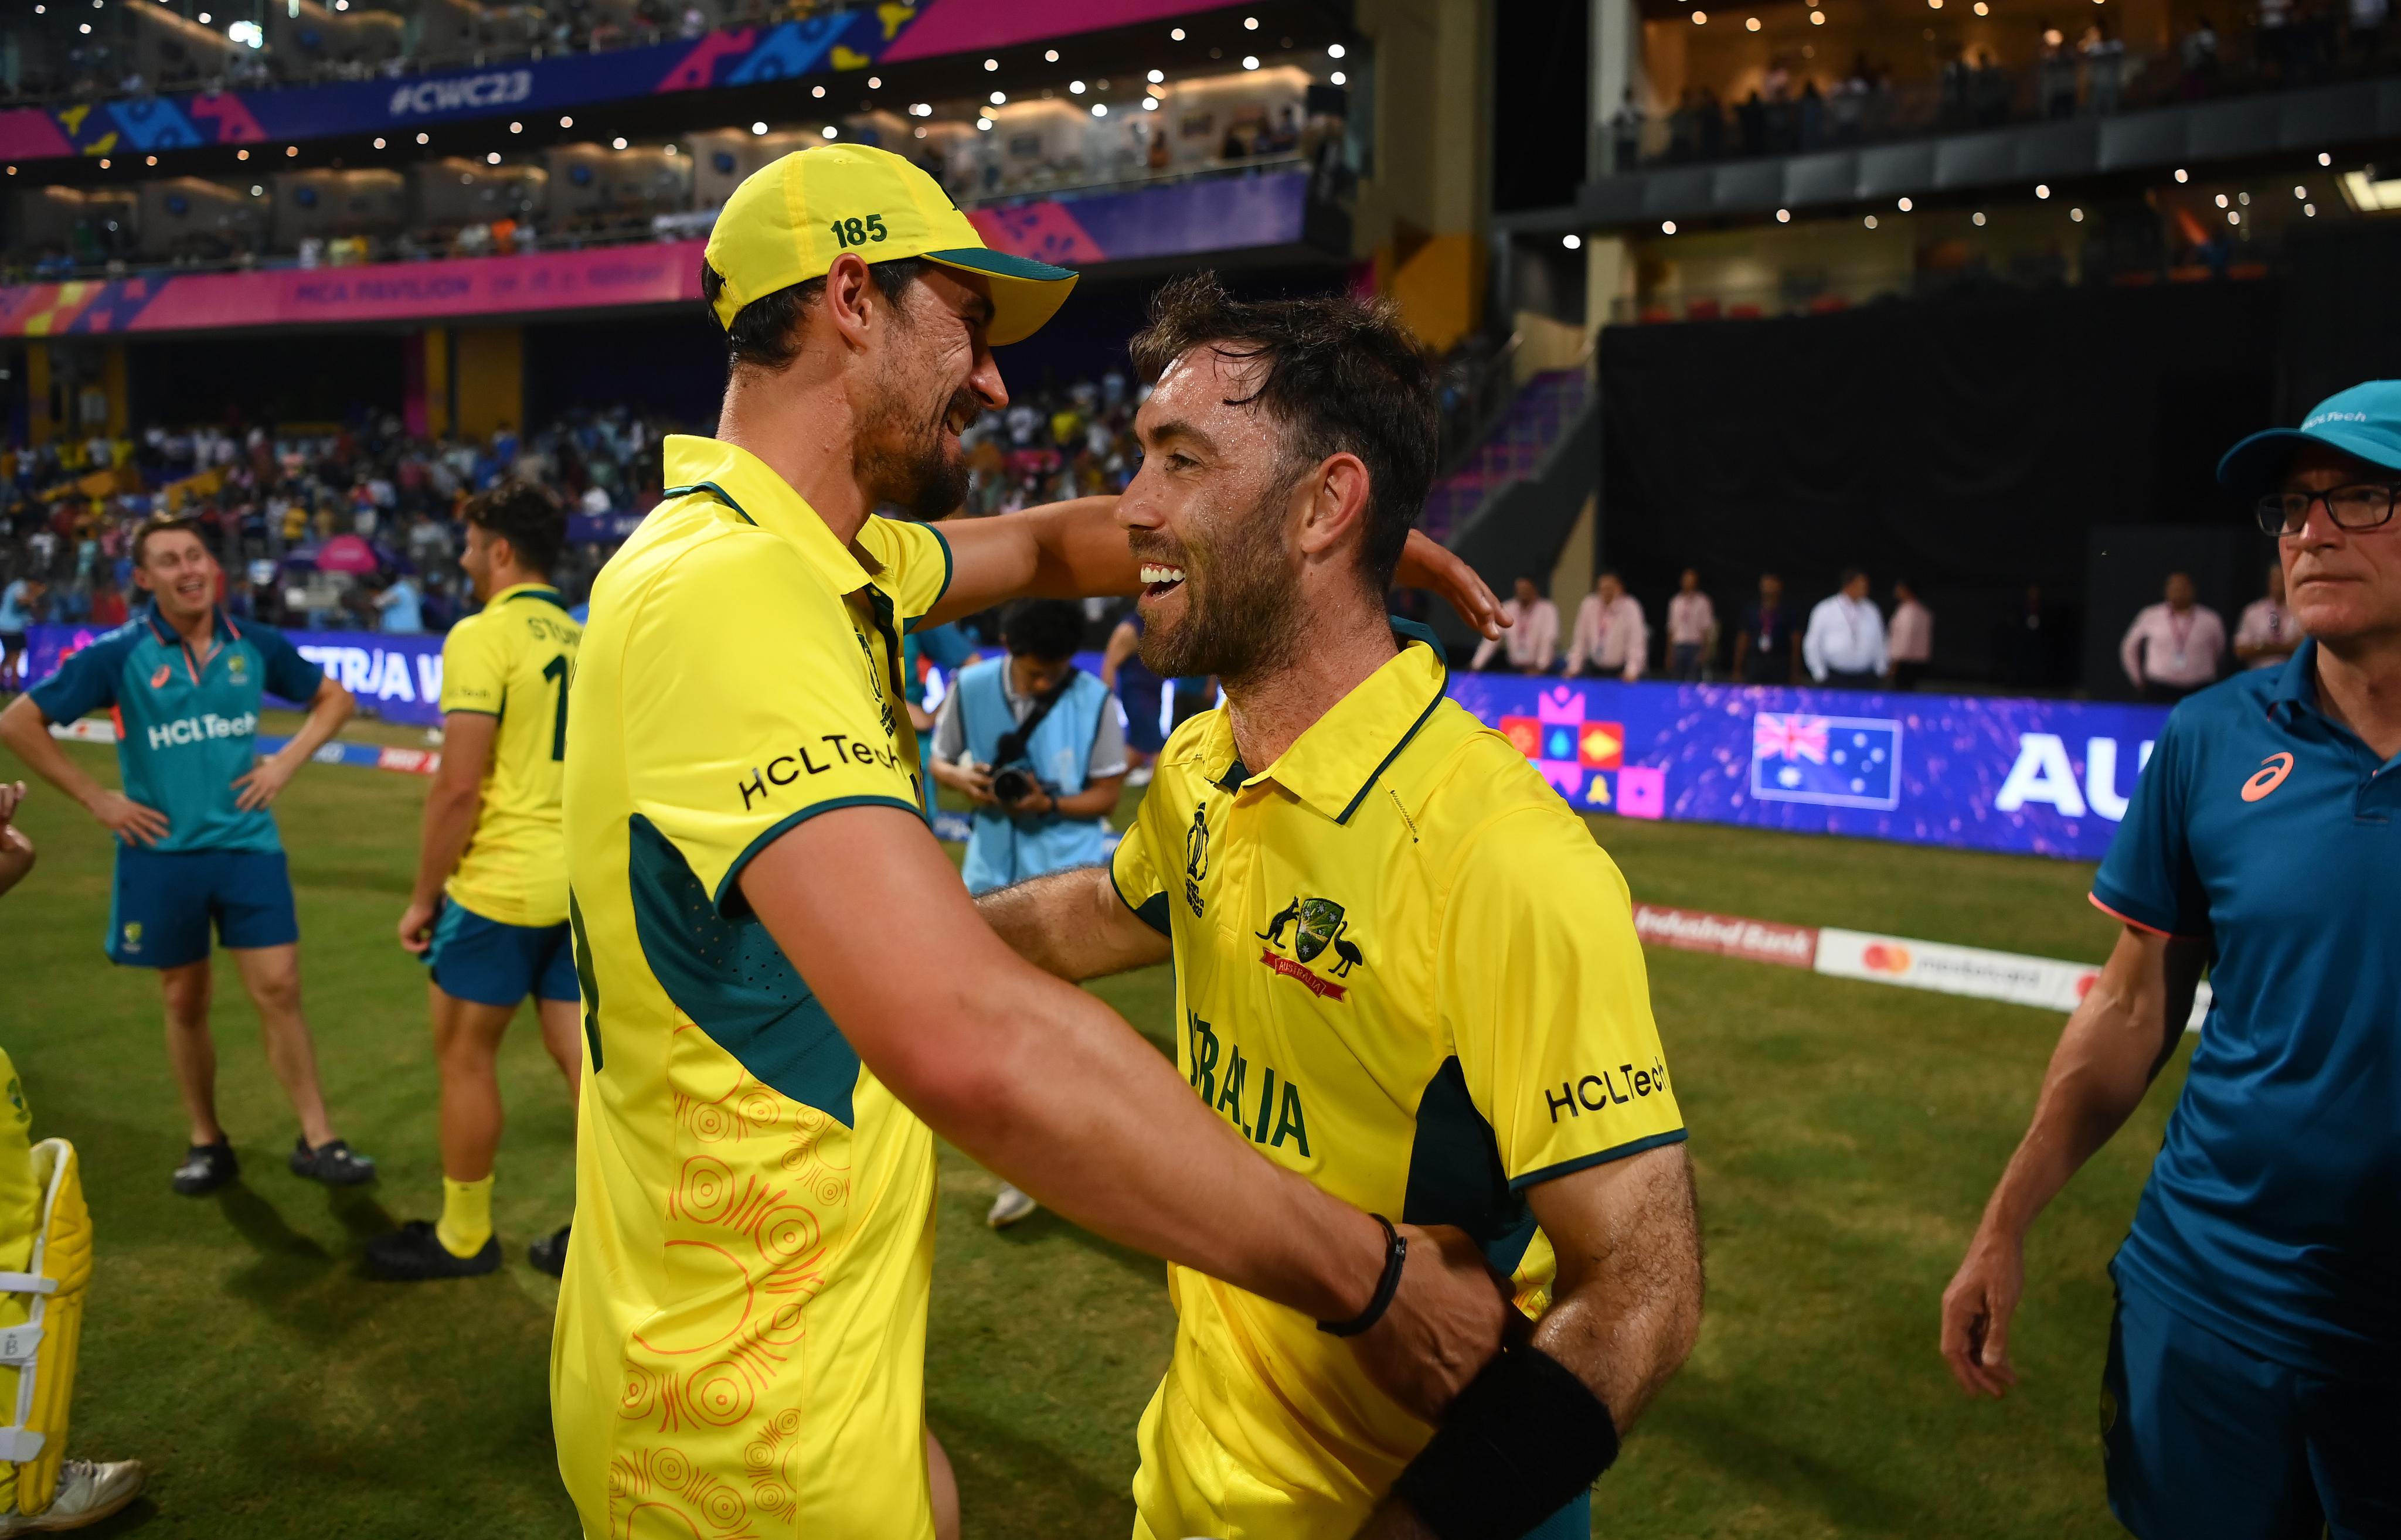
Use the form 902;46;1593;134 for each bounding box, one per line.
438;581;581;928
1108;624;1686;1540
550;435;954;1539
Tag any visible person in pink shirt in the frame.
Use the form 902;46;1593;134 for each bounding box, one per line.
2120;571;2227;701
2234;561;2300;669
1567;570;1648;680
1664;568;1715;680
1886;578;1933;689
1471;575;1560;674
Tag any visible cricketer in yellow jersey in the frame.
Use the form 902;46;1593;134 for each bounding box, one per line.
548;144;1518;1540
976;276;1704;1540
374;483;586;1282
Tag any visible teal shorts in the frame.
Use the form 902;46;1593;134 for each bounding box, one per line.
425;899;577;1008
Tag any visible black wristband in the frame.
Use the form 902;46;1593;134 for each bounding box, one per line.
1389;1344;1620;1540
1316;1214;1406;1338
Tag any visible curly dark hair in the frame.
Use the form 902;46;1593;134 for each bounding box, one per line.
1128;272;1438;593
461;479;566;577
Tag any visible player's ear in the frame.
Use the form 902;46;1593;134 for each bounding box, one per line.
1294;452;1371;562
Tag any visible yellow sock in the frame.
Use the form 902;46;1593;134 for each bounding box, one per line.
436;1175;494;1258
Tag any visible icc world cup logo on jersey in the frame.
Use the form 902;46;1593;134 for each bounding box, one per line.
1182;801;1209;918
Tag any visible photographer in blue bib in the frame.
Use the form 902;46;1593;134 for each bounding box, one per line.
929;599;1130;1228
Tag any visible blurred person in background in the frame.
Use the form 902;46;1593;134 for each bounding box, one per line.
1101;604;1168;783
1665;567;1714;680
2120;571;2226;701
1472;575;1559;674
2235;561;2300;668
0;577;42;694
1942;381;2401;1540
372;571;423;635
929;598;1129;1231
1886;578;1934;689
1803;568;1888;688
1733;572;1800;684
375;484;581;1282
0;781;30;900
1566;570;1647;681
84;575;127;631
0;515;373;1198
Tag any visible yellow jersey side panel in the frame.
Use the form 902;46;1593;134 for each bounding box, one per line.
440;582;580;926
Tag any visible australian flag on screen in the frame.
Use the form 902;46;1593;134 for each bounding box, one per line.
1749;712;1903;810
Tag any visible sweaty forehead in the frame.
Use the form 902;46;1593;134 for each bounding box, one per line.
1142;344;1273;430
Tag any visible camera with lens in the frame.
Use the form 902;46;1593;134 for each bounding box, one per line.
991;766;1040;806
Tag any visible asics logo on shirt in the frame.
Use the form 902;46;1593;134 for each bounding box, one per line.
2240;752;2295;803
146;711;258;750
149;665;172;689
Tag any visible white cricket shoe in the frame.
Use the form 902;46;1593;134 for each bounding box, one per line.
986;1184;1038;1228
0;1459;146;1534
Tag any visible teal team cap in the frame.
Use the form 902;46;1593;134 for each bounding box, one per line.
2217;380;2401;498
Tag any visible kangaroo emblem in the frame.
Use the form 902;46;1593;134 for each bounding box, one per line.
1257;897;1302;946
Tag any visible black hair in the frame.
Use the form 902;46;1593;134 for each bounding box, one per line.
1000;599;1086;663
700;256;931;372
1129;273;1438;595
461;479;566;577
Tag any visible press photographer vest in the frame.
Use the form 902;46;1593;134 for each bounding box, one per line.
954;657;1112;895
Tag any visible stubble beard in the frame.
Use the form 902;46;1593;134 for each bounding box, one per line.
858;353;973;522
1135;485;1304;691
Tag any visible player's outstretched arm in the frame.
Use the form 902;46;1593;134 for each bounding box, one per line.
1939;923;2202;1399
740;806;1508;1415
1358;1145;1703;1540
924;496;1508;640
0;694;168;846
398;711;496;953
977;864;1169;982
233;676;354;810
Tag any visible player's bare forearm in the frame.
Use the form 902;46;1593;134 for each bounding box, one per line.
1526;1144;1704;1430
975;864;1169;981
741;809;1380;1320
1977;926;2200;1239
0;696;108;812
280;678;355;765
921;497;1132;628
409;713;494;905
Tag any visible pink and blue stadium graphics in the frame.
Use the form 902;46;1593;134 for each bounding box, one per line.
1448;675;2171;860
0;172;1311;336
28;622;2170;860
0;0;1227;165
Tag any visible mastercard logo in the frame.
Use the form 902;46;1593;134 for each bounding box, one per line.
1860;942;1913;973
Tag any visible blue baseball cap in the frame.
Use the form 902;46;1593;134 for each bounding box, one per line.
2216;380;2401;498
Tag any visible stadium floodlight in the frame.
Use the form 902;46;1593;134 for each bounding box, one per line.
1148;69;1165;83
77;21;89;32
198;8;209;18
977;117;992;131
868;76;880;88
1974;1;1988;11
1091;103;1108;117
145;155;157;166
2069;206;2083;222
1243;55;1260;69
1897;196;1912;211
1811;9;1825;21
1328;43;1346;58
1777;207;1791;222
96;156;108;168
1046;49;1059;62
509;121;522;134
2305;202;2317;215
236;148;249;159
990;90;1006;104
2174;168;2189;182
1972;210;1987;225
1562;233;1583;250
2215;193;2229;207
751;121;767;135
2228;210;2240;224
1171;28;1185;40
560;115;573;128
285;145;298;157
1244;15;1259;28
250;185;262;196
1328;71;1345;84
2035;183;2050;198
1747;15;1761;28
1144;97;1159;109
2320;151;2334;166
822;125;838;139
1865;213;1878;227
984;57;999;70
1692;11;1707;23
611;137;628;149
1070;80;1086;94
2296;185;2308;199
1661;220;1677;234
487;152;501;165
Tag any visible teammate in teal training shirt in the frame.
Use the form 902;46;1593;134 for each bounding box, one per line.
0;515;380;1198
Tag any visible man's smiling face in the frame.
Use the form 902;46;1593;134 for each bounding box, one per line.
1117;343;1305;686
854;265;1005;521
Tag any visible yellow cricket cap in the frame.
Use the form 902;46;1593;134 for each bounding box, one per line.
703;143;1078;346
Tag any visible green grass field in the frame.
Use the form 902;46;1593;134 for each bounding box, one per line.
0;719;2184;1539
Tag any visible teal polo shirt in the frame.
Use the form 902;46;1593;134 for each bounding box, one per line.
29;603;328;854
2091;639;2400;1375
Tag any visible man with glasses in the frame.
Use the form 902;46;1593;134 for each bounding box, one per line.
1940;381;2401;1540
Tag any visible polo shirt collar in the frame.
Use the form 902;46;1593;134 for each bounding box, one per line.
490;580;564;608
140;598;238;646
661;434;882;597
1199;618;1450;824
2267;639;2319;722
